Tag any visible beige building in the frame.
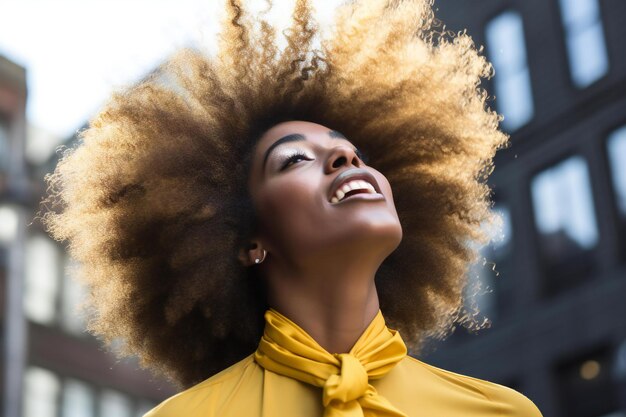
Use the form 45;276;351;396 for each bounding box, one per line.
0;53;175;417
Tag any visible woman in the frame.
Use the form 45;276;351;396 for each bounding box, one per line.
41;0;543;416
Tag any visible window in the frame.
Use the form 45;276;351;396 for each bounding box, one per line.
25;369;149;417
24;234;61;324
23;367;60;417
0;116;8;172
615;339;626;387
61;255;88;335
530;156;598;294
469;203;515;322
558;0;609;88
99;389;133;417
485;204;515;318
485;11;534;131
465;257;497;325
61;379;95;417
450;203;513;342
554;346;620;417
0;204;19;245
607;125;626;217
607;125;626;261
136;401;158;417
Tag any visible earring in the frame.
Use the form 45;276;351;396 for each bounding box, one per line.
254;249;267;264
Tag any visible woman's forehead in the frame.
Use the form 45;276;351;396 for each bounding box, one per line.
256;121;352;154
260;120;335;143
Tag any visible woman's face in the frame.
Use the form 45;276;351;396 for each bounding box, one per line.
247;120;402;268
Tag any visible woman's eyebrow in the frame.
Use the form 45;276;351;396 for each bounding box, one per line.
262;130;349;169
328;130;346;139
262;133;306;169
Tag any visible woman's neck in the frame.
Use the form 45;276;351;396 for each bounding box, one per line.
265;262;381;354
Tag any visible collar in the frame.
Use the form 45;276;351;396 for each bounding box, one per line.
254;308;408;417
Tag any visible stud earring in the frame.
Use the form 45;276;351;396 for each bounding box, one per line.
254;249;267;264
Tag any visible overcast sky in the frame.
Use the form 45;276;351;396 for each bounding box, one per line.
0;0;228;140
0;0;341;147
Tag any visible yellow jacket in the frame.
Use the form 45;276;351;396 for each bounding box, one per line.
145;309;543;417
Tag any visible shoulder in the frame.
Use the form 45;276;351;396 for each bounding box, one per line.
400;356;543;416
142;354;261;417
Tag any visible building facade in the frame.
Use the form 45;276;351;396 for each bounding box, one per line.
0;53;176;417
0;52;29;417
4;0;626;416
419;1;626;417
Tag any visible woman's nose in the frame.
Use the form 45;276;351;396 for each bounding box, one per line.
325;146;361;173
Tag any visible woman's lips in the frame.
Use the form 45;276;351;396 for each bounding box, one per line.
328;168;382;202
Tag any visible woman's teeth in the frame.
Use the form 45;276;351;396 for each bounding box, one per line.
330;180;377;203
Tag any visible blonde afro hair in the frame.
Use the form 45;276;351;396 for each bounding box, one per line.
40;0;508;388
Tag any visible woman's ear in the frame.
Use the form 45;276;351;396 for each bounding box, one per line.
237;241;267;266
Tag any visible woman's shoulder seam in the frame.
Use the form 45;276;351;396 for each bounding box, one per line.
403;356;496;401
182;354;257;395
150;354;257;413
405;356;495;386
403;356;542;415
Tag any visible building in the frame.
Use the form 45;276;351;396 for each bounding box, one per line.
6;0;626;415
419;1;626;416
0;52;29;417
0;53;176;417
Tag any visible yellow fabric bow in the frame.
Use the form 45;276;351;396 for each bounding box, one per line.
254;308;408;417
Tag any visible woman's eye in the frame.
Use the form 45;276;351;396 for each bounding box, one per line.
280;153;311;171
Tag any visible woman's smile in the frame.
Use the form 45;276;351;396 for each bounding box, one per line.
327;167;385;204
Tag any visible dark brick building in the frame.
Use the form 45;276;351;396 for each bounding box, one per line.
419;1;626;416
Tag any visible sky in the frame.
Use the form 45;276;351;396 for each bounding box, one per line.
0;0;225;142
0;0;342;158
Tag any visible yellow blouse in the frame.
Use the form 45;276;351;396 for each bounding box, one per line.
145;309;543;417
